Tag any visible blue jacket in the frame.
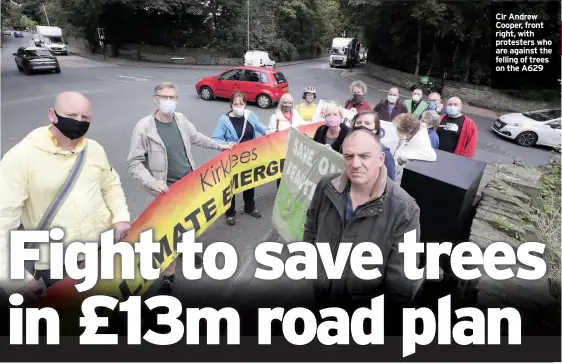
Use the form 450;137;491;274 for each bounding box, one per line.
428;129;439;149
383;145;396;181
212;110;269;143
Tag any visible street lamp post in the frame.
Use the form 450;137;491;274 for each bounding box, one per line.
42;3;51;26
247;0;250;50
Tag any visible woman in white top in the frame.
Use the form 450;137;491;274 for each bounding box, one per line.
269;93;306;131
392;113;437;184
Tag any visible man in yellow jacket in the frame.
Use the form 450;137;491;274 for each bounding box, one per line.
0;92;131;300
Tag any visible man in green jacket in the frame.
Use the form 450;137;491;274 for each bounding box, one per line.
304;128;420;325
404;88;429;118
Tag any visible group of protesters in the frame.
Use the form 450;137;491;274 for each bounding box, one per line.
0;77;478;309
300;81;479;320
303;80;478;181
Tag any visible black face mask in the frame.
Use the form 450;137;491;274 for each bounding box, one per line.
53;111;90;140
352;125;375;133
352;94;364;105
281;105;292;112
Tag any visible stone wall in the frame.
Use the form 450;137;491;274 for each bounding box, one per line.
365;62;560;112
67;37;241;66
442;80;560;113
119;43;241;66
67;36;92;53
469;163;560;335
67;37;327;66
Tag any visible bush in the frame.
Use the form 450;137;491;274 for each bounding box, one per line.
531;159;561;303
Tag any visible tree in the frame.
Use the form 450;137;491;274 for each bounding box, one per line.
20;14;38;29
20;0;44;23
2;1;24;29
410;0;446;76
30;0;346;60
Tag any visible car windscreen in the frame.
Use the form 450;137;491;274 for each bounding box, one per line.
523;109;561;122
331;48;343;55
44;36;63;44
25;50;52;57
274;72;287;84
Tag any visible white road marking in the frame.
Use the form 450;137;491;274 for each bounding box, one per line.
134;75;157;79
96;76;132;83
119;75;147;81
96;75;154;83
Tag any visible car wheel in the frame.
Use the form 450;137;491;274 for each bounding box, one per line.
256;94;272;109
515;131;538;147
330;65;334;68
17;65;23;72
55;67;61;73
200;86;214;101
24;66;32;75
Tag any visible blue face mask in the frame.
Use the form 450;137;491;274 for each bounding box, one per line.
428;102;438;111
446;106;459;116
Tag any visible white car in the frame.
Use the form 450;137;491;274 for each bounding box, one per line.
492;109;561;148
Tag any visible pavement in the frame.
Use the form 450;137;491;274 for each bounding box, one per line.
1;32;559;313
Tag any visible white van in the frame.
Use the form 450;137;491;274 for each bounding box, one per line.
244;50;275;68
35;26;67;55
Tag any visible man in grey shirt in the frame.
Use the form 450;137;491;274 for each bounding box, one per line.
126;82;233;295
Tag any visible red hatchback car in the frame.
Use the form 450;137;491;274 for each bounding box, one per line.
195;66;289;109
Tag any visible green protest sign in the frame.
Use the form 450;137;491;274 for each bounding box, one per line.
272;128;344;242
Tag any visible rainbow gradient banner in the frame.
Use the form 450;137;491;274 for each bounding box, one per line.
41;122;322;324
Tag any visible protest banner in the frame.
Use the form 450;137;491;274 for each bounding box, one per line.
272;128;344;242
41;122;323;332
380;120;400;154
312;99;357;126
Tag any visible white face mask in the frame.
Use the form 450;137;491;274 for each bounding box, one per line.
412;94;421;102
446;106;460;116
233;107;245;117
387;95;398;104
159;100;177;115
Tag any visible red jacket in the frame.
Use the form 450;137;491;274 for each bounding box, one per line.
344;98;373;112
439;114;478;158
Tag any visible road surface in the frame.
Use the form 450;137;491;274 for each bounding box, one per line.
1;33;558;323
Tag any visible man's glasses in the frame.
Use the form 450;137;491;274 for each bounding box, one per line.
154;94;178;100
